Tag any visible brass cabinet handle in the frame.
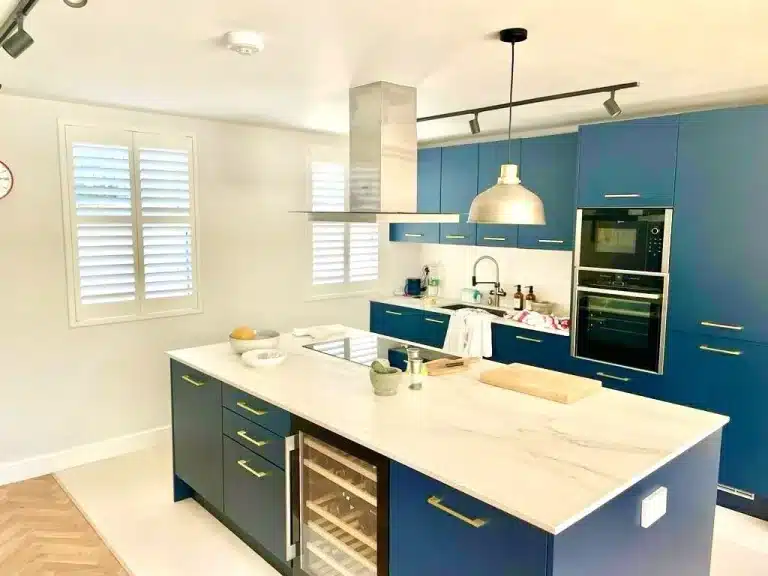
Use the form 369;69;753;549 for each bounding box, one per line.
516;335;542;343
482;237;506;241
597;372;630;382
237;430;269;447
717;484;755;501
237;459;270;478
445;235;467;239
604;193;640;198
538;239;565;244
427;496;488;528
404;233;423;238
236;401;267;416
385;310;402;316
699;345;743;356
182;375;205;387
700;321;744;331
424;318;445;324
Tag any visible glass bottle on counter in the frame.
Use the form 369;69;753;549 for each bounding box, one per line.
525;286;537;311
513;285;524;311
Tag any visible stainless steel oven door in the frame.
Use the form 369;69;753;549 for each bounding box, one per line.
572;284;667;373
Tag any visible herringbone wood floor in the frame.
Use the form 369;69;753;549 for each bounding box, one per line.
0;475;127;575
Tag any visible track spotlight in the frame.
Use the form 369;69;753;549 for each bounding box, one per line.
603;90;622;117
469;114;481;135
63;0;88;7
2;16;33;59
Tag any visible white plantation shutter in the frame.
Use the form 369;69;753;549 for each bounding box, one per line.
310;161;379;294
62;125;199;326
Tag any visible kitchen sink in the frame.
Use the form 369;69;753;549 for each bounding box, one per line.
440;304;507;318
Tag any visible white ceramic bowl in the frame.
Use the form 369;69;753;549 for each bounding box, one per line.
229;330;280;354
242;349;287;368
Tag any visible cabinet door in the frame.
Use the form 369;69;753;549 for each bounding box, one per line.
390;148;441;243
420;311;450;348
665;331;768;497
577;116;679;207
171;361;223;510
476;140;520;247
223;437;287;562
439;144;478;245
669;106;768;344
518;134;578;250
390;462;547;576
370;302;422;342
490;323;571;372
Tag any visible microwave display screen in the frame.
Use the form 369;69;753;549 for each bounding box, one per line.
595;226;637;254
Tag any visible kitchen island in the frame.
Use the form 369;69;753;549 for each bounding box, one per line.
168;328;728;576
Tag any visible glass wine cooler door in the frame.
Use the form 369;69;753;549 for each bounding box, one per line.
298;433;379;576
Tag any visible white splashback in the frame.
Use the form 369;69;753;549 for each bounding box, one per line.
417;244;574;316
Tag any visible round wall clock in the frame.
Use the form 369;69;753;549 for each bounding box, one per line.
0;161;13;200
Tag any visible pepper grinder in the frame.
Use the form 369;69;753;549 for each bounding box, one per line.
406;347;424;390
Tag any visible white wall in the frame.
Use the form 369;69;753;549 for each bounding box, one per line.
0;94;419;479
416;244;574;315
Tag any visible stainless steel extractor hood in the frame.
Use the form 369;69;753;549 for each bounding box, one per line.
301;82;460;224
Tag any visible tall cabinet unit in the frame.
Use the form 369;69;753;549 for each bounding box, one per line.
475;139;521;247
439;144;479;245
390;147;441;243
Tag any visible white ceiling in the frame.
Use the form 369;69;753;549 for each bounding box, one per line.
1;0;767;140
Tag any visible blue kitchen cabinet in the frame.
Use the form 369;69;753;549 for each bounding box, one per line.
567;357;667;399
577;116;679;207
491;323;571;372
369;302;422;342
390;147;441;244
665;330;768;497
669;106;768;344
390;461;548;576
476;140;520;247
420;310;450;348
439;144;478;245
518;134;578;250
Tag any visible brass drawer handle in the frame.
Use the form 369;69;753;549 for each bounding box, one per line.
700;321;744;331
699;345;743;356
182;375;205;387
427;496;488;528
515;335;542;343
597;372;630;382
604;193;640;198
236;401;267;416
237;430;269;448
445;235;467;239
482;237;506;241
424;318;445;324
385;310;403;316
717;484;755;500
237;459;270;478
404;233;423;238
537;239;565;244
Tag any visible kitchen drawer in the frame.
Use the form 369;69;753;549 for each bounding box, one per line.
490;323;571;372
420;311;450;349
369;302;423;342
222;385;291;437
567;358;666;399
223;408;285;470
390;462;547;576
223;437;287;562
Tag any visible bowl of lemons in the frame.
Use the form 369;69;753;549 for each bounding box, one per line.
229;326;280;354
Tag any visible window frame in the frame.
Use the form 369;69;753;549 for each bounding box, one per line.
58;120;203;327
306;152;381;301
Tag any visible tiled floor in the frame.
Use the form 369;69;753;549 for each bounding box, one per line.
55;435;768;576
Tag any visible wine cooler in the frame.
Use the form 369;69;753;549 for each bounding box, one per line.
291;421;389;576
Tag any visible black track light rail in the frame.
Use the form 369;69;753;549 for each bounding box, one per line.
416;81;639;123
0;0;40;45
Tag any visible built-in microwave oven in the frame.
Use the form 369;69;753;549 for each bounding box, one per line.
575;208;672;273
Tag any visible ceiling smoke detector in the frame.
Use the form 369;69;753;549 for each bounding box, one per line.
225;31;264;56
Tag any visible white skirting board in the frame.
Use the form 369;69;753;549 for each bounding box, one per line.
0;425;171;486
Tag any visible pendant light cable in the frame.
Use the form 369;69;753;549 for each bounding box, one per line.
507;41;515;164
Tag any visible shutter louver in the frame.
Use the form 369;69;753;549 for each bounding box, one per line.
312;162;346;286
142;223;194;299
349;223;379;283
76;223;136;304
72;144;132;217
139;148;190;217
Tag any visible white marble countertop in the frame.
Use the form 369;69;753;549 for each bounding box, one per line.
167;329;727;534
370;295;570;337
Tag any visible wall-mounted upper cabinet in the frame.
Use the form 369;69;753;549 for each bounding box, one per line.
439;144;478;245
577;116;679;208
668;106;768;344
476;140;521;248
518;134;578;251
390;147;441;243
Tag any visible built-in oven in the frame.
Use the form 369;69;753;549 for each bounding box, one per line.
571;270;669;374
575;208;672;273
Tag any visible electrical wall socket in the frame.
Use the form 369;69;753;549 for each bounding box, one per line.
641;486;668;528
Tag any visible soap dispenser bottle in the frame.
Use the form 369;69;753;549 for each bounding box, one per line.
524;286;537;311
513;285;524;311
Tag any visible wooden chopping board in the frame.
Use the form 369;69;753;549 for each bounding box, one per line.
479;363;602;404
425;357;480;376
